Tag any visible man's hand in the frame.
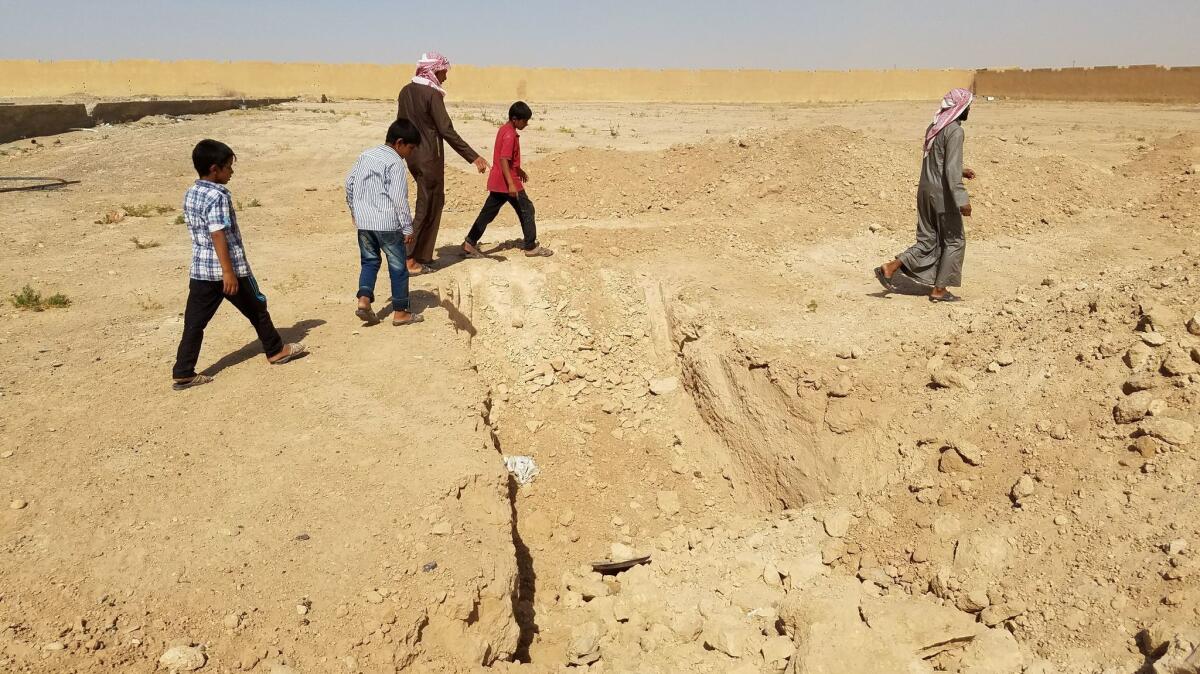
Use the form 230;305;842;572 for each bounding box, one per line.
960;203;973;217
508;188;519;198
518;168;529;183
963;168;976;180
222;271;239;296
404;233;415;246
473;157;489;173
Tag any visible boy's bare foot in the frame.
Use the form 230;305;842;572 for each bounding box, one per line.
392;310;425;326
172;374;213;390
461;242;485;258
524;245;554;257
269;343;307;365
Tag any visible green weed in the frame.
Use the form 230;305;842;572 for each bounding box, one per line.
10;285;71;311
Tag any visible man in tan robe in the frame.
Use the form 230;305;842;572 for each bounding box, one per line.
397;52;488;273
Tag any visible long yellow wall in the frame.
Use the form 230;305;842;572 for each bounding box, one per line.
0;60;974;103
977;65;1200;103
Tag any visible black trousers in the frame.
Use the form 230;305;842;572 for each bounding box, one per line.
466;191;538;251
172;276;283;379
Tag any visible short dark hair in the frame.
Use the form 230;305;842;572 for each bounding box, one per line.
508;101;532;122
192;139;236;177
387;119;421;145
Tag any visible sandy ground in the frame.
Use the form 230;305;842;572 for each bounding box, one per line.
1;98;1200;673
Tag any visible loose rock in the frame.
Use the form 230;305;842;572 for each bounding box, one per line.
1140;417;1195;446
159;645;207;672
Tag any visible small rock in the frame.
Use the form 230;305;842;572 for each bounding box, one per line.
821;540;845;565
1162;351;1199;377
1050;423;1069;440
911;544;931;563
956;588;991;613
1115;391;1154;424
1139;417;1195;446
995;350;1015;366
1188;313;1200;336
931;367;975;391
1141;332;1168;347
828;375;852;398
939;449;967;474
363;590;384;604
223;613;241;629
1124;373;1158;393
656;491;681;516
9;499;27;510
566;621;604;666
1134;435;1160;458
430;521;452;536
948;439;984;466
648;377;679;395
761;635;796;665
422;561;438;573
1125;343;1158;371
1010;475;1036;503
558;510;576;526
610;542;638;562
159;645;206;671
822;509;852;538
1053;515;1071;526
1166;539;1188;555
43;642;65;652
980;600;1026;627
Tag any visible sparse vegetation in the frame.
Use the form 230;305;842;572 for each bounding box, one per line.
174;214;185;225
138;297;164;311
130;236;161;250
10;285;71;311
557;126;576;135
122;204;175;217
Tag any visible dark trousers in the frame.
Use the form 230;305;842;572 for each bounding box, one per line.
466;191;538;251
407;163;445;263
356;229;410;310
172;276;284;379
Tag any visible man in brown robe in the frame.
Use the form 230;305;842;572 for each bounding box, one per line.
397;52;488;274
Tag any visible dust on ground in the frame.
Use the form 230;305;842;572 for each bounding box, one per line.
1;98;1199;673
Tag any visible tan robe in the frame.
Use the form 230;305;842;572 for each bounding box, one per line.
397;82;480;262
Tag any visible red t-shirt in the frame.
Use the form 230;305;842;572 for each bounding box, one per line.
486;122;522;194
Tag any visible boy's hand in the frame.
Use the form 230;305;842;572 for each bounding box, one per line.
222;271;239;296
508;186;519;198
963;168;976;180
518;168;529;182
404;233;414;246
960;203;973;217
473;157;489;173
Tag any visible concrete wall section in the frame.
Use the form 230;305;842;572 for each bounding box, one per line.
977;65;1200;103
90;98;292;124
0;99;290;144
0;60;975;103
0;104;92;144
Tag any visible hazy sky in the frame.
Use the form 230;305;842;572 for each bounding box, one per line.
0;0;1196;70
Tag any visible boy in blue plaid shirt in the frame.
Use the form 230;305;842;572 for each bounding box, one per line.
171;139;306;390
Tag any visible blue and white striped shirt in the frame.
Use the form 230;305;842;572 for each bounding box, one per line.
345;145;412;235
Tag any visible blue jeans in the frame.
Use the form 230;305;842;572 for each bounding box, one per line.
357;230;410;310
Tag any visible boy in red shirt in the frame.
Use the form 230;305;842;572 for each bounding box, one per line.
461;101;553;258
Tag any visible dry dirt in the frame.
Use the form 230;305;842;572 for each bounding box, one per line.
1;97;1199;674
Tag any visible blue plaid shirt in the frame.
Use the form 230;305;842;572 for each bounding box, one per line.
183;180;251;281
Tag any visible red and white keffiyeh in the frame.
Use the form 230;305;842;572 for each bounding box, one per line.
412;51;451;96
924;88;974;156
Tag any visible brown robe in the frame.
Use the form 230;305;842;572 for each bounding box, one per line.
397;82;480;263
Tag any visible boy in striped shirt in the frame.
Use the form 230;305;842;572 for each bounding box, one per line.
345;120;423;326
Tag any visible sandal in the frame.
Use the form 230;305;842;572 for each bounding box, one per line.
524;246;554;258
408;264;434;275
874;266;894;292
355;307;380;324
393;314;426;327
271;343;307;365
172;374;213;391
928;292;963;303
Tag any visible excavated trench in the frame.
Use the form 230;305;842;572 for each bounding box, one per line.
659;288;901;510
